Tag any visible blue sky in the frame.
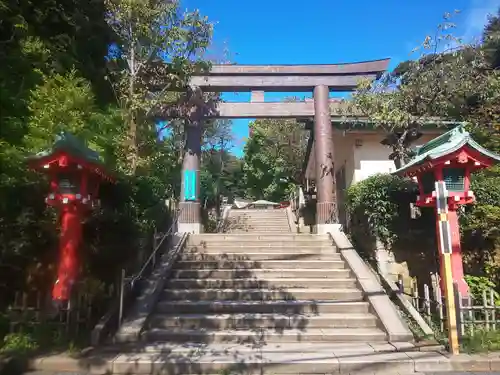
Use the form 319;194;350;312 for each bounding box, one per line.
182;0;500;157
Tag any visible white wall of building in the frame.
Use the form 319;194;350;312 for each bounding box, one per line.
329;130;439;227
332;132;439;188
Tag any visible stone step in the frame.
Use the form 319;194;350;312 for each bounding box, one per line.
134;341;390;354
179;252;341;261
172;260;347;270
229;219;286;221
228;220;288;223
190;235;327;241
171;268;352;279
111;342;426;375
187;239;328;249
185;245;333;252
232;219;288;221
191;234;325;241
231;211;287;214
235;222;289;225
162;288;363;301
143;327;387;343
229;210;286;218
155;300;370;314
228;226;290;234
229;220;288;223
232;223;290;226
226;227;290;234
166;278;357;289
148;313;378;330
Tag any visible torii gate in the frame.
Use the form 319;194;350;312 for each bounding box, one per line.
165;59;390;233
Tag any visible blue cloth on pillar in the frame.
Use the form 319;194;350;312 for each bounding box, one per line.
183;170;196;201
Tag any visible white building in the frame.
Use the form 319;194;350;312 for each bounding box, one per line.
302;123;445;226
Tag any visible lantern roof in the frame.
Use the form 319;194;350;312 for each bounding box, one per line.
27;132;104;168
27;132;114;181
394;125;500;176
30;132;102;164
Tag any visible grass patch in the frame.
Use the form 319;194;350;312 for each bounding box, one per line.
0;322;87;357
460;329;500;353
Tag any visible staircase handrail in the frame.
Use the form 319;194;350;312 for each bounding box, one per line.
127;208;182;289
216;204;232;232
118;208;182;328
91;208;183;345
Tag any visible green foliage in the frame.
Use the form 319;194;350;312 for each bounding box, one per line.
465;275;500;305
346;174;417;247
199;119;244;209
1;333;39;354
341;12;500;311
0;321;85;355
461;329;500;353
0;0;214;349
24;70;110;151
483;8;500;69
242;117;306;202
460;161;500;284
344;11;500;166
104;0;213;174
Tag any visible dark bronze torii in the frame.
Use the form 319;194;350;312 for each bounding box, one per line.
161;59;390;233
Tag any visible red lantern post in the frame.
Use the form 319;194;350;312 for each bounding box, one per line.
28;133;114;302
396;126;500;297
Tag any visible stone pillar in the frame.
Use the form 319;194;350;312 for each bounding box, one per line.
313;85;339;234
178;114;203;234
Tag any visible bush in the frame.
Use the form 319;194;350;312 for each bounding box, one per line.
346;170;500;293
1;333;38;354
346;174;417;248
345;173;439;284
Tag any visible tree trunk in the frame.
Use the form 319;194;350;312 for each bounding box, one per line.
128;113;138;174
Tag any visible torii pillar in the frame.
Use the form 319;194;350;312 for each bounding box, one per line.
313;85;339;234
178;109;203;234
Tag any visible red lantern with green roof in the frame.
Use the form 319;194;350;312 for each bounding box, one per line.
27;132;114;303
395;125;500;299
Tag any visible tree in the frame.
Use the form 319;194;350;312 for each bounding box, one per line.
483;8;500;69
342;11;499;167
242;116;307;202
341;9;500;292
0;0;215;324
200;119;234;216
103;0;213;174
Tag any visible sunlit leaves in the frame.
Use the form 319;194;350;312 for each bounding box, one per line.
103;0;213;173
242;118;307;202
342;11;500;166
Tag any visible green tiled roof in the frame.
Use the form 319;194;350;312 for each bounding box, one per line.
394;125;500;175
29;132;103;165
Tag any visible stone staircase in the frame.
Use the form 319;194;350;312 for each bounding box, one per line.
108;209;414;374
143;233;388;346
226;208;291;233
